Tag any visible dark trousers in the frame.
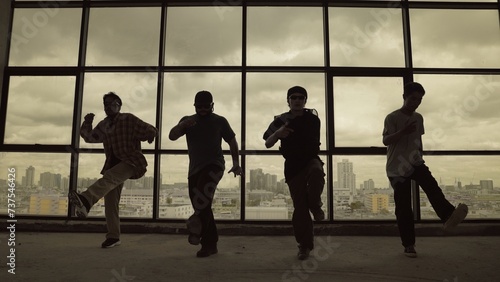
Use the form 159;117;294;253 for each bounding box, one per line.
287;158;325;250
389;164;455;247
188;164;223;247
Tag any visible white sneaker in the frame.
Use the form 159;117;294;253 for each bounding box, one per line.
68;191;88;218
443;203;468;231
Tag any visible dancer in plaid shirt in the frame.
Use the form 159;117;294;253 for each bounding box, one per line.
69;92;158;248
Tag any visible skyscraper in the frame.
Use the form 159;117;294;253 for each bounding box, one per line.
249;168;264;191
363;179;375;190
480;180;494;190
337;159;356;193
25;165;35;187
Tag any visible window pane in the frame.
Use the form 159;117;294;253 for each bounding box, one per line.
4;76;75;144
420;156;500;219
333;77;403;147
0;153;71;216
78;153;155;218
165;7;242;66
86;7;161;66
159;154;241;220
247;7;324;66
161;72;241;150
329;7;404;67
246;73;326;151
410;10;500;68
245;155;329;221
333;156;395;220
81;72;158;149
414;75;500;150
9;8;81;66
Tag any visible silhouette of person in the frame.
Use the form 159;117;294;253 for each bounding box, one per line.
383;82;468;258
68;92;158;248
169;90;242;258
263;86;325;260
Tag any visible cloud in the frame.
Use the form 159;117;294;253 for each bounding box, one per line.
9;8;81;66
410;9;500;68
165;7;242;66
247;7;324;66
3;5;500;187
86;7;161;66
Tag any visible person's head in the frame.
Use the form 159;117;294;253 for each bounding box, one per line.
103;92;122;117
287;86;307;111
402;82;425;113
194;90;214;116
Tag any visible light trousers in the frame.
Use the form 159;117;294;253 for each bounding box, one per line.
81;162;135;239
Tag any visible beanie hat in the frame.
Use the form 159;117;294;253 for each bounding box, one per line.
287;86;307;99
194;90;213;104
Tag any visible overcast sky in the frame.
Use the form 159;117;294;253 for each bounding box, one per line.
2;5;500;188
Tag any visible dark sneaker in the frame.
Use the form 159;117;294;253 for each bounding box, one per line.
444;203;468;231
187;214;202;245
404;245;417;258
297;245;311;260
68;191;89;218
311;208;325;221
196;245;218;258
101;238;121;248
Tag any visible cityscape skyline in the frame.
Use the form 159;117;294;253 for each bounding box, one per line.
2;157;499;220
2;157;497;191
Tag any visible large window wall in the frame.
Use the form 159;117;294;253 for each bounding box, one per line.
1;0;499;223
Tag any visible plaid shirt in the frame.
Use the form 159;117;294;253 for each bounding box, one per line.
80;113;157;179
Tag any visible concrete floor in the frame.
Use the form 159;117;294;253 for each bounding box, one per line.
1;231;499;282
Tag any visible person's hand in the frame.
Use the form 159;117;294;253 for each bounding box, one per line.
147;127;158;144
400;121;417;135
180;118;196;129
84;113;95;123
274;122;294;139
228;165;243;177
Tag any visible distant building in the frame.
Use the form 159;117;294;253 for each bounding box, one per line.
29;192;67;215
246;206;288;220
337;159;356;193
363;179;375;190
366;194;389;214
480;180;494;190
25;165;35;187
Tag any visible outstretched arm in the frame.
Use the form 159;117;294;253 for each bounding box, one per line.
227;137;242;177
169;117;195;141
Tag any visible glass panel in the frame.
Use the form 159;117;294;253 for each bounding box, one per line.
78;153;155;218
410;10;500;68
420;156;500;220
329;7;404;67
332;156;395;220
247;7;324;66
4;76;75;144
9;8;81;66
414;75;500;150
0;153;71;216
246;73;326;151
86;7;161;66
161;72;241;150
81;72;158;150
245;155;329;221
165;7;242;66
159;154;241;220
333;77;403;147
